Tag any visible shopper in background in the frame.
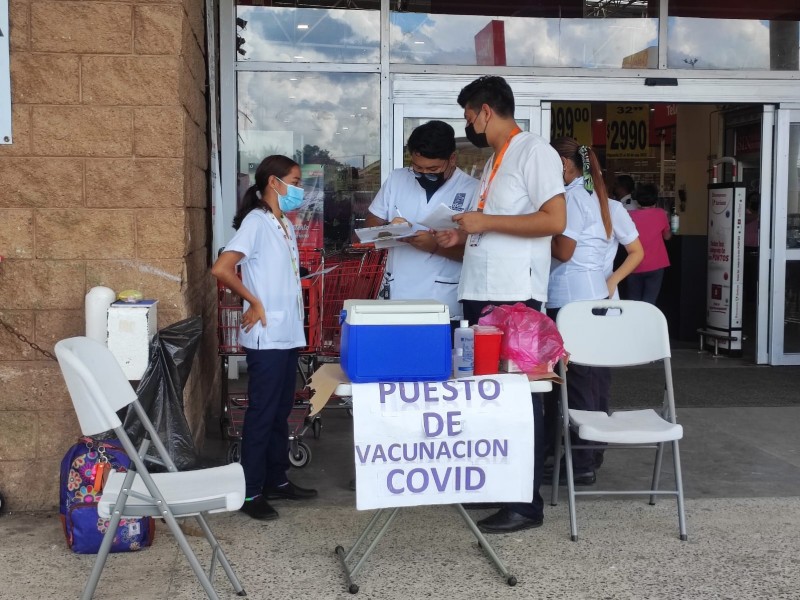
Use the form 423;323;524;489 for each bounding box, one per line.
744;192;761;303
366;120;478;319
627;183;672;305
544;137;643;485
436;75;566;534
212;155;318;521
614;174;639;211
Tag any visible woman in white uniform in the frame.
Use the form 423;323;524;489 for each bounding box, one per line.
544;138;643;485
212;155;317;521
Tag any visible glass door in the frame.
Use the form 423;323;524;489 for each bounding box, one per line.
392;104;539;174
769;107;800;365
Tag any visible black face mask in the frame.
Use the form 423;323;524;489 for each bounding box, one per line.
414;171;447;195
465;123;490;148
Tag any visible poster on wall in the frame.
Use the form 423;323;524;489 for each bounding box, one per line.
550;103;592;146
606;104;649;159
706;184;746;352
1;0;12;144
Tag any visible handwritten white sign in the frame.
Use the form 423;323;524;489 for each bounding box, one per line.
352;374;534;510
0;0;10;144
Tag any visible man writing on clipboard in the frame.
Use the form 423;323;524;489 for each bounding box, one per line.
365;120;478;319
436;76;566;534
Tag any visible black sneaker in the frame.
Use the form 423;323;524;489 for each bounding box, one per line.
264;480;318;501
240;495;278;520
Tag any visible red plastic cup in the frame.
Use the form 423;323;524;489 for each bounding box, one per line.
473;326;503;375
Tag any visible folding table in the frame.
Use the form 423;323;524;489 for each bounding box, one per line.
333;378;552;594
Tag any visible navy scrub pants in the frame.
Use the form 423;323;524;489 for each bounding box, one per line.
462;298;545;521
242;347;299;497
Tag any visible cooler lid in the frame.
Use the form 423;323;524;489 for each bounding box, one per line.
343;299;450;325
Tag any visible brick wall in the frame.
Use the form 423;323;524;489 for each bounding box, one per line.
0;0;217;510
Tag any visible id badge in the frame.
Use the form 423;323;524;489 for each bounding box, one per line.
468;233;483;247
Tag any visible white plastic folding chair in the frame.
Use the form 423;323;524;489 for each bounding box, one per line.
550;301;687;542
55;337;248;600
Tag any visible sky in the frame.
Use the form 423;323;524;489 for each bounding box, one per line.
235;6;798;174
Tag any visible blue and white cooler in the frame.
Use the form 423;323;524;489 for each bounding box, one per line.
340;300;452;383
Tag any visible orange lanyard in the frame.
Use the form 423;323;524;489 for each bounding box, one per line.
477;126;522;211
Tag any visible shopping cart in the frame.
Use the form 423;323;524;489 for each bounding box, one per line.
318;246;387;357
217;249;324;468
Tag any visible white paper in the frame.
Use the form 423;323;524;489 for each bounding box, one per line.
301;265;338;279
354;222;415;244
418;203;462;231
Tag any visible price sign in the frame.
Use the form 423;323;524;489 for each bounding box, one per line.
550;103;592;146
606;104;649;158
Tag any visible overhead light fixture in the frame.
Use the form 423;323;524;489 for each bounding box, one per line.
289;95;295;99
414;41;425;45
289;77;298;81
360;106;367;110
294;56;305;60
343;127;349;130
595;118;604;122
297;24;309;29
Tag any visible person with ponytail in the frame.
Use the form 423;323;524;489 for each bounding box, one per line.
543;137;643;486
212;155;317;521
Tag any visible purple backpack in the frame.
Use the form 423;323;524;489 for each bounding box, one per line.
59;437;155;554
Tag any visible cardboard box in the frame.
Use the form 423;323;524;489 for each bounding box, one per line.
107;300;158;380
341;300;451;383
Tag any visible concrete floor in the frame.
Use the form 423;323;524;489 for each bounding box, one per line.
1;350;799;600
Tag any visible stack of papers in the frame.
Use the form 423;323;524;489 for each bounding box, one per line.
354;223;415;248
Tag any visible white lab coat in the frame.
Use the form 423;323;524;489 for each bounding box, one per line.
548;177;615;308
224;209;306;350
458;131;565;303
369;167;478;317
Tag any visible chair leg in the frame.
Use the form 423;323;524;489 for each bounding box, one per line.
672;440;688;541
161;511;222;600
649;442;665;505
563;424;579;542
82;509;124;600
550;420;563;507
193;514;247;596
82;469;137;600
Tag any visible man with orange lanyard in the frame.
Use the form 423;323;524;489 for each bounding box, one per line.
436;75;566;534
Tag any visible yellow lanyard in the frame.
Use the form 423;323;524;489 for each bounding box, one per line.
477;126;522;212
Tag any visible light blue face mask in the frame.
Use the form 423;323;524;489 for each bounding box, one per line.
274;177;304;212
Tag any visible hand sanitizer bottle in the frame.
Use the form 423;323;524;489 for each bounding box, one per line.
453;320;474;377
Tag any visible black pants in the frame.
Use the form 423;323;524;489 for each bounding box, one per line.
462;298;544;521
242;347;298;497
543;307;604;473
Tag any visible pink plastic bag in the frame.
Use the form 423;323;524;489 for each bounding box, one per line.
478;303;568;375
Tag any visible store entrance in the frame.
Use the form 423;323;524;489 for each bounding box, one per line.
546;101;766;362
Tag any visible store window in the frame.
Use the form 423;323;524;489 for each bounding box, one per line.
236;72;380;250
235;1;380;63
667;2;800;70
390;0;658;68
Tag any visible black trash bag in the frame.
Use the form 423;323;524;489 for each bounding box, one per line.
123;316;202;470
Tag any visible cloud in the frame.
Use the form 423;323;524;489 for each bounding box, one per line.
667;18;772;69
238;72;380;169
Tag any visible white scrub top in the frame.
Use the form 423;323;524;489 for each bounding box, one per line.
459;131;565;303
604;199;639;300
369;167;478;317
547;177;614;308
224;209;306;350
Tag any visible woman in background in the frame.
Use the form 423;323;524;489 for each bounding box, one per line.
627;183;671;305
545;137;643;485
212;155;317;521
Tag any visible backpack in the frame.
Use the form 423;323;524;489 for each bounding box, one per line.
59;437;155;554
